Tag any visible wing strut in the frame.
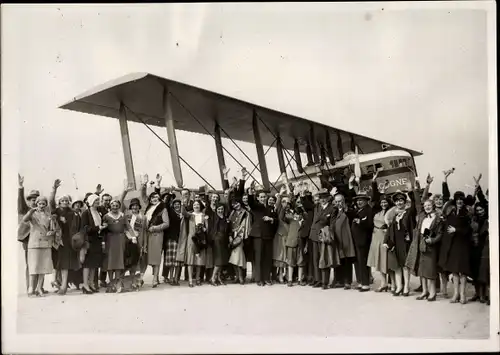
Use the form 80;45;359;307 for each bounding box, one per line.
119;102;137;190
163;87;183;188
276;133;286;174
293;140;305;174
256;112;320;191
305;142;314;166
252;108;271;192
248;138;276;177
214;123;229;190
325;130;336;165
309;125;320;164
122;103;217;191
169;91;263;188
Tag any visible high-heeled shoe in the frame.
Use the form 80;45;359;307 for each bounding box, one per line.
82;287;93;295
460;298;467;305
403;291;410;297
35;290;43;297
209;280;218;286
375;286;389;293
427;295;437;302
57;288;67;296
188;282;194;288
152;281;159;288
393;289;403;296
416;293;429;300
89;285;98;293
196;280;202;286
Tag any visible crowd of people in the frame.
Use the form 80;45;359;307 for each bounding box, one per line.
17;166;490;305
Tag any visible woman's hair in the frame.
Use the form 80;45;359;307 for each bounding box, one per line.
148;191;160;202
110;199;121;208
423;198;436;208
35;196;48;205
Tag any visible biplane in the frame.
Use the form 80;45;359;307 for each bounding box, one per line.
59;72;423;196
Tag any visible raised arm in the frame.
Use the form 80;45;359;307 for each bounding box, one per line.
442;169;453;202
421;174;433;202
18;174;29;216
473;174;487;204
50;179;61;212
22;208;36;223
140;174;149;206
370;171;381;205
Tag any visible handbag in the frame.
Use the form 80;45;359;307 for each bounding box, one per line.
71;231;86;251
229;234;243;250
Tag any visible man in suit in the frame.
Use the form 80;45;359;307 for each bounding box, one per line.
97;193;112;287
351;192;374;292
308;188;337;288
248;188;278;286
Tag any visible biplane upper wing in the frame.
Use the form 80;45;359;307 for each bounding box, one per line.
59;72;422;158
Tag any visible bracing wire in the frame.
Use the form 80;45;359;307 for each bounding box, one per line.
122;104;217;191
168;91;264;188
256;113;319;191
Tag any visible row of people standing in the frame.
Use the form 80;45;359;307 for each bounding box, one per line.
365;170;490;304
18;167;489;304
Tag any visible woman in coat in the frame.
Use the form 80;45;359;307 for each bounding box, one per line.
470;199;489;304
405;199;444;301
209;203;231;286
228;198;251;284
80;194;105;293
23;196;61;297
49;181;81;295
176;200;209;287
367;183;393;292
383;190;417;296
143;190;170;288
438;191;473;304
119;186;147;288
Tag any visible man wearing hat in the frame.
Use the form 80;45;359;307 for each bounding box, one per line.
18;175;47;293
308;188;337;288
351;191;374;292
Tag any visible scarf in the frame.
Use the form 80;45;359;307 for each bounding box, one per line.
394;207;407;230
89;207;101;227
146;202;161;223
130;213;138;235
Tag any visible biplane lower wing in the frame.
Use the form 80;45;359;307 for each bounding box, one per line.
59;72;422;158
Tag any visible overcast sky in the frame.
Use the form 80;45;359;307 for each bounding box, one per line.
2;3;493;200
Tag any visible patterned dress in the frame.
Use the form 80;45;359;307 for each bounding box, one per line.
228;209;250;268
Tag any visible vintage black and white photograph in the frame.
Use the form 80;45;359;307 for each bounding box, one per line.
1;2;498;353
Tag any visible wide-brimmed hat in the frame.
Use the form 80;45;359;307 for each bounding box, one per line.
353;191;371;201
27;190;40;199
315;188;330;197
129;198;142;209
392;190;407;203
